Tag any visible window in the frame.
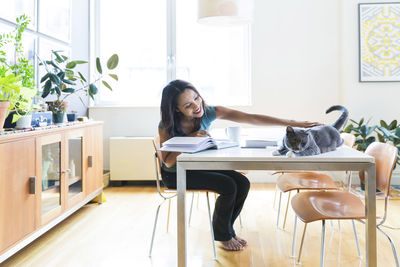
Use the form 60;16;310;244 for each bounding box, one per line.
96;0;251;106
0;0;72;89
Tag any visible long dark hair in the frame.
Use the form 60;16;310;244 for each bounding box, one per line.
160;80;206;137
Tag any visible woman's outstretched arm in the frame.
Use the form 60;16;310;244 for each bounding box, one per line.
215;106;321;128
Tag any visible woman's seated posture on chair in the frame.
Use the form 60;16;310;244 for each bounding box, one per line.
159;80;320;251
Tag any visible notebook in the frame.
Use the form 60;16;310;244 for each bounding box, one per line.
241;139;278;148
160;136;239;153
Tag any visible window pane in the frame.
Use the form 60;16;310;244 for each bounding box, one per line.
0;0;36;29
98;0;167;106
176;0;251;106
39;0;71;42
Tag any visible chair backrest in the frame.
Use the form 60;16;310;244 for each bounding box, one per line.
152;136;164;194
359;142;398;196
341;133;356;148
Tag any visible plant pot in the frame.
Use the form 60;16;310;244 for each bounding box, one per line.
0;101;10;129
52;112;65;124
67;113;77;122
15;114;33;129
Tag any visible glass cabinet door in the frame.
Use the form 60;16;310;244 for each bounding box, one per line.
41;141;61;215
68;136;83;199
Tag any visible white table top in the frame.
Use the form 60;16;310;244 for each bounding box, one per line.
177;146;375;163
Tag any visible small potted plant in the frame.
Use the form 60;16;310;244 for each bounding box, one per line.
0;14;36;129
38;51;119;123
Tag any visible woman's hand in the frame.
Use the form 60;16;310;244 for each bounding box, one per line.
188;130;211;137
291;120;324;128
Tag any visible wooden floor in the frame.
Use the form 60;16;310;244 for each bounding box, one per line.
2;183;400;266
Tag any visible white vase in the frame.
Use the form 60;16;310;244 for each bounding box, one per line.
15;114;32;129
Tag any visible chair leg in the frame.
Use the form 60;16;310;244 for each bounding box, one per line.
277;191;282;228
149;200;165;257
273;185;278;209
188;192;195;227
351;220;362;259
377;225;400;267
206;192;217;260
166;198;171;232
296;223;307;264
283;191;291;229
291;215;298;258
320;220;326;267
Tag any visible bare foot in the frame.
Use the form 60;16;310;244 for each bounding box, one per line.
220;238;244;251
234;236;248;246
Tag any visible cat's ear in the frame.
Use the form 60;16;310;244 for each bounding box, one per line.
286;126;295;134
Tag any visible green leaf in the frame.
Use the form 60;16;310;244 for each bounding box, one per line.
40;73;50;83
106;54;119;69
96;58;102;74
102;80;112;90
380;120;388;128
359;118;364;126
41;80;52;98
62;79;76;85
109;74;118;81
57;71;66;80
49;73;62;86
75;60;87;64
78;72;87;82
89;83;98;96
66;61;77;69
389;120;398;130
62;88;75;93
53;51;65;63
55;87;62;96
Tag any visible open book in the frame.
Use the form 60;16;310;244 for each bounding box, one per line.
160;136;239;153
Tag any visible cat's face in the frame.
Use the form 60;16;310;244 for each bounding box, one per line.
284;126;310;152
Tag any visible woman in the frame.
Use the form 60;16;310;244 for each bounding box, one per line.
159;80;320;251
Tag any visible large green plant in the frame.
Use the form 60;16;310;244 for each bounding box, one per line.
0;14;36;122
39;51;119;113
342;118;400;166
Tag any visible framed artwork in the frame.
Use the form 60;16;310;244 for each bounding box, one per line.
358;2;400;82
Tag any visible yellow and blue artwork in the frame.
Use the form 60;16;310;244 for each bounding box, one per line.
359;3;400;81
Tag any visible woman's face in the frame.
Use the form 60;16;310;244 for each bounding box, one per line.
176;89;204;119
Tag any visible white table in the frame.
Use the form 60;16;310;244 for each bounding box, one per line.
176;146;376;267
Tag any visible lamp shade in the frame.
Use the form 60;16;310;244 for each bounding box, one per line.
198;0;253;25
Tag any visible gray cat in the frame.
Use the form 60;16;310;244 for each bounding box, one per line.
273;105;348;157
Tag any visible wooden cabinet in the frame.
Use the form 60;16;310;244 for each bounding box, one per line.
0;122;103;262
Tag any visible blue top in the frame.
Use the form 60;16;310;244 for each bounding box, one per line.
159;105;216;173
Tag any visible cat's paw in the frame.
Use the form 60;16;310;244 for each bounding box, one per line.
272;150;281;156
286;151;295;158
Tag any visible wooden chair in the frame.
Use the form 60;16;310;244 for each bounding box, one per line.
273;133;356;231
291;142;399;267
149;136;217;260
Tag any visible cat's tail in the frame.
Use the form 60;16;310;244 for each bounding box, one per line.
326;105;348;130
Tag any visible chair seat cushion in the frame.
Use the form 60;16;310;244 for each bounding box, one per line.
277;171;338;192
291;191;366;223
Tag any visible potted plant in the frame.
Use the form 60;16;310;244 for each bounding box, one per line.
38;51;119;123
0;14;36;129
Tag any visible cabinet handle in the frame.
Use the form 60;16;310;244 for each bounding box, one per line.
61;169;71;174
88;156;93;168
29;176;36;194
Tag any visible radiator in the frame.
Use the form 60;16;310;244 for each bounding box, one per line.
109;137;157;181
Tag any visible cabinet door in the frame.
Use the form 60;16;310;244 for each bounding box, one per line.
65;129;84;207
85;125;103;196
0;139;36;252
36;134;64;225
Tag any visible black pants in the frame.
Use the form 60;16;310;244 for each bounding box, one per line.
161;169;250;241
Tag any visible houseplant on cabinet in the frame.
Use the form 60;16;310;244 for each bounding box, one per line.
0;14;36;129
39;51;119;123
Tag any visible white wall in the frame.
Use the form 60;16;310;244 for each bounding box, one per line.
89;0;400;170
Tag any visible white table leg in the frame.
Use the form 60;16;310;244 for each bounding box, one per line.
177;164;187;267
365;164;377;267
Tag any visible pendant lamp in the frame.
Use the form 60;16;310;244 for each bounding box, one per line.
198;0;253;25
